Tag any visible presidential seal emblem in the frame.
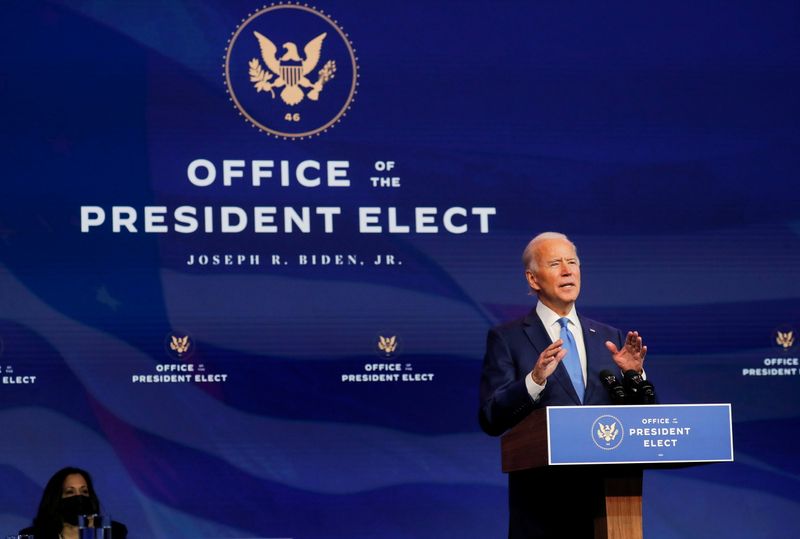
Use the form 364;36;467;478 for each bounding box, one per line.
378;335;398;356
374;331;402;359
224;3;358;139
591;414;624;451
773;325;796;352
164;330;195;361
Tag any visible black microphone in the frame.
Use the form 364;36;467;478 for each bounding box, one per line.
599;369;627;404
623;370;656;404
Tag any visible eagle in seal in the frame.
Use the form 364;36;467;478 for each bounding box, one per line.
252;31;328;106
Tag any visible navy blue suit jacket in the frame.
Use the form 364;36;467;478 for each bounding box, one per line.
479;308;625;436
479;308;627;538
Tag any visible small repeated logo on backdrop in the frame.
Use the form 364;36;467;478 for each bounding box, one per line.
339;332;434;383
373;331;403;359
377;335;398;356
171;335;190;355
774;325;796;352
592;414;624;451
164;330;195;361
131;330;227;385
224;2;358;139
740;325;799;379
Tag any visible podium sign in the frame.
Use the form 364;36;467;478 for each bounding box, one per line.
500;404;734;539
547;403;733;465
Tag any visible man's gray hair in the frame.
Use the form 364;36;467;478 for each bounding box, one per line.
522;232;578;273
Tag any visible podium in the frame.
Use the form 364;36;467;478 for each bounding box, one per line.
501;404;733;539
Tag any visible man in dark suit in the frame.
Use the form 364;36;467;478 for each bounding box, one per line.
479;232;648;538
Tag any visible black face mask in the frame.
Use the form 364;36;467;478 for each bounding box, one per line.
58;495;96;525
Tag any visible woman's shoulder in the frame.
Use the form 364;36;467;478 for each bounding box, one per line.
112;520;129;537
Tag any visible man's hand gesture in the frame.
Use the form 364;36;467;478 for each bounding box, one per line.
605;331;647;373
530;339;567;385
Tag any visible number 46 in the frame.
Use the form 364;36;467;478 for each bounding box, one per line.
284;113;300;122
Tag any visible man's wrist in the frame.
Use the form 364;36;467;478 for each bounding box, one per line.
525;370;546;400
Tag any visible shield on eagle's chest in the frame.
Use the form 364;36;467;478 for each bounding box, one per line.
281;65;303;87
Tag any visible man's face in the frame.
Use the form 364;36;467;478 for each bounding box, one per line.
525;238;581;315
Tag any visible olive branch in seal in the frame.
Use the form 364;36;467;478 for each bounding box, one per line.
248;58;275;97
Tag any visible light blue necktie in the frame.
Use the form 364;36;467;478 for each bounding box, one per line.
558;317;585;403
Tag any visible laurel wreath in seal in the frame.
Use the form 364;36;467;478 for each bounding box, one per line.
249;59;275;96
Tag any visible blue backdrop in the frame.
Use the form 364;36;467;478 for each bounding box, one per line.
1;1;799;537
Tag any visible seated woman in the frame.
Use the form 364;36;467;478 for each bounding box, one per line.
20;466;128;539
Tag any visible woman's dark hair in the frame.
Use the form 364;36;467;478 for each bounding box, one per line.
32;467;101;535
